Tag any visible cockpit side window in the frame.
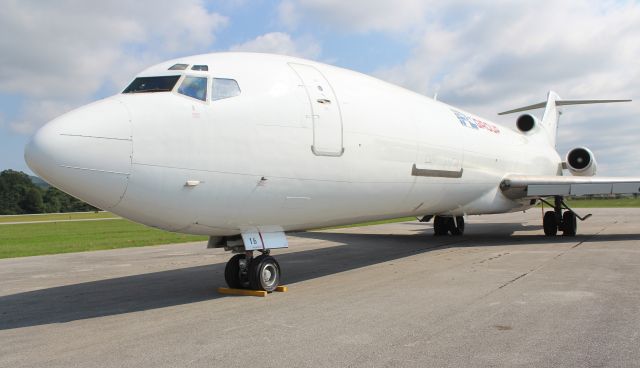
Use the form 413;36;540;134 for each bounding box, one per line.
122;76;181;94
212;78;241;101
177;76;207;101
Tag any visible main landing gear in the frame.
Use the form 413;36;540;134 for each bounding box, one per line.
224;250;281;292
432;216;465;236
541;196;590;237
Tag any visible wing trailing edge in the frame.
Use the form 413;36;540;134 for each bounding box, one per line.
500;174;640;199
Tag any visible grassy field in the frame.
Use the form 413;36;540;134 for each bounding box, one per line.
562;197;640;208
0;219;206;259
0;211;118;223
318;217;417;230
0;196;638;259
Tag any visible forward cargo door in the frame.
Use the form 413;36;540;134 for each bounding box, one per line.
289;63;344;156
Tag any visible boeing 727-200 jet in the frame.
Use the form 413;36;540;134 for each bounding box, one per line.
24;52;639;292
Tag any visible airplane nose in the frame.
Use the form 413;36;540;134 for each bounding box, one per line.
25;98;132;210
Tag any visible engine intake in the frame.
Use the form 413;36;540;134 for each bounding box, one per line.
566;147;597;176
516;114;537;133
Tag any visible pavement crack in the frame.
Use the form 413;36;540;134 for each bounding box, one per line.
498;271;530;289
490;225;609;294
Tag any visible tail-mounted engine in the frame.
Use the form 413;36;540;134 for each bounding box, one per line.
516;114;538;133
565;147;597;176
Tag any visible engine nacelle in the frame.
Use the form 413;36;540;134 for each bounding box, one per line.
565;147;597;176
516;114;538;133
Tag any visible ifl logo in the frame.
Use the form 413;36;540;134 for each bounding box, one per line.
452;109;500;134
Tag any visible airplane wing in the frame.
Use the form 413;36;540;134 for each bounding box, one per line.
500;175;640;199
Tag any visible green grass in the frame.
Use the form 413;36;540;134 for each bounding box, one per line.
317;217;416;230
0;211;118;223
545;197;640;208
1;196;638;259
329;198;640;230
0;219;206;259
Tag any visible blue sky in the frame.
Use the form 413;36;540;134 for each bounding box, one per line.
1;0;638;175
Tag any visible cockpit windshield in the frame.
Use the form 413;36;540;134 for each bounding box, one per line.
122;76;181;94
122;73;241;102
177;76;207;101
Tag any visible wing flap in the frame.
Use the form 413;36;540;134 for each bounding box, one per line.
500;175;640;199
571;183;612;196
527;184;571;196
613;182;640;193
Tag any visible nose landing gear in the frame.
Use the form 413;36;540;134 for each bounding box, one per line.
224;250;281;292
214;232;287;292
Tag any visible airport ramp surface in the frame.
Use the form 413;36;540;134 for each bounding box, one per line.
1;208;639;367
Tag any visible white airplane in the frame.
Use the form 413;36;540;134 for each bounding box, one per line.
25;52;638;292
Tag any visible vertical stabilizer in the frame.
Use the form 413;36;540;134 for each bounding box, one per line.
541;91;561;147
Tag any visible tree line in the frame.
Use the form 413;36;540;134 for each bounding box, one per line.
0;170;96;215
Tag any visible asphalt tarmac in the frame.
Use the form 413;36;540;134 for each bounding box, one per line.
1;208;639;367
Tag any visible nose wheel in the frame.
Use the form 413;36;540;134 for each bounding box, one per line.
224;254;251;289
224;251;281;292
249;254;281;292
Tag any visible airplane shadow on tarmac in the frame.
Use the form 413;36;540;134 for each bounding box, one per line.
1;222;639;331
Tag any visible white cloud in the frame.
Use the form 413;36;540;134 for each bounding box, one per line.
278;0;434;33
9;100;74;135
0;0;228;134
278;1;299;29
230;32;321;59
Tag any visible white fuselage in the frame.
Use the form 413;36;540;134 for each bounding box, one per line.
25;53;561;236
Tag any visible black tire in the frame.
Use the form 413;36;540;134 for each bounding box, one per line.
543;211;558;236
562;211;577;236
224;254;250;289
249;255;281;292
450;216;465;236
433;216;448;236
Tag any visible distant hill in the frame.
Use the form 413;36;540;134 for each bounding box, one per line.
29;175;49;189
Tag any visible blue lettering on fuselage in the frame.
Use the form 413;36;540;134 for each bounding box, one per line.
451;109;500;134
453;110;478;129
